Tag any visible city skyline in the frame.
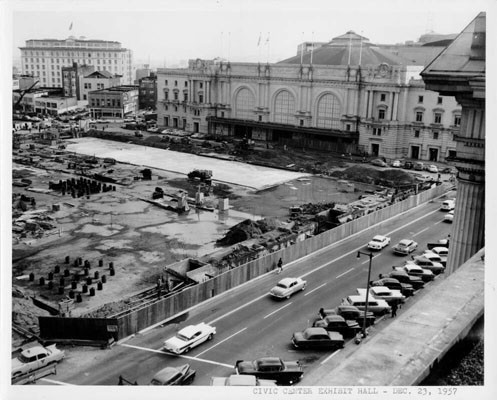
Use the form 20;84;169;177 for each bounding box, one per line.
7;0;492;68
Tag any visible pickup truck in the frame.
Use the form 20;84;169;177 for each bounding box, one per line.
235;357;303;385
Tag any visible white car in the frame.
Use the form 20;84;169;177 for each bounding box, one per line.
424;247;449;265
427;165;439;173
397;264;435;282
163;323;216;354
391;159;402;168
357;286;405;305
367;235;391;250
441;199;455;211
147;127;159;133
269;277;307;299
12;344;65;378
341;294;391;316
444;210;454;222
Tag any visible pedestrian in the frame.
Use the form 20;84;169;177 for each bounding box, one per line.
319;308;326;319
277;258;283;274
391;302;398;318
379;273;384;279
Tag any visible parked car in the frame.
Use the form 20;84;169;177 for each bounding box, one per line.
235;357;303;385
441;199;455;211
149;364;196;385
403;161;414;170
12;344;65;378
269;277;306;299
371;277;414;297
442;167;457;174
341;295;391;316
427;238;450;250
424;247;449;266
411;255;445;274
416;174;433;182
396;264;435;282
392;239;418;255
414;162;424;171
134;131;144;138
367;235;391;250
147;127;159;133
427;165;439;173
292;327;344;350
211;374;277;386
163;322;216;354
444;210;454;222
371;159;387;167
358;286;405;305
388;270;425;290
312;315;361;338
320;305;376;327
391;159;402;168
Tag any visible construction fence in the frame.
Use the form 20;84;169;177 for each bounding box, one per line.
39;184;448;342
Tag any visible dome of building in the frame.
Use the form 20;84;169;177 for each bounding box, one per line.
279;30;408;66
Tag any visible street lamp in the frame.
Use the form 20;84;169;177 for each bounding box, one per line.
356;250;374;339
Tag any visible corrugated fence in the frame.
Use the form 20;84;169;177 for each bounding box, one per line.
39;185;447;342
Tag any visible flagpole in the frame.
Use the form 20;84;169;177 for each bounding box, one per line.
221;32;224;59
266;32;270;63
258;32;262;63
228;32;231;62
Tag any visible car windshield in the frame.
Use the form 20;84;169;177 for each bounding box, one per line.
176;333;191;341
276;283;289;289
372;238;382;243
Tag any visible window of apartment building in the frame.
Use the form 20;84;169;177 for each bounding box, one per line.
434;112;442;124
185;81;188;87
83;94;87;100
165;80;168;85
373;127;382;136
184;93;188;102
174;92;178;100
174;80;178;86
199;82;203;89
378;109;385;120
91;99;96;106
454;115;461;126
221;111;225;118
437;97;443;105
116;100;120;107
414;130;420;138
174;106;178;112
433;131;439;140
380;93;386;102
165;105;168;110
199;94;203;103
346;124;351;131
415;111;423;122
418;95;424;103
183;118;187;128
164;91;169;101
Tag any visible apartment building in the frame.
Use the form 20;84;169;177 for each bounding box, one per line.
88;85;138;119
80;71;122;102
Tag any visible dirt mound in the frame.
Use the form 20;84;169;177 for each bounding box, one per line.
216;218;280;246
331;165;416;186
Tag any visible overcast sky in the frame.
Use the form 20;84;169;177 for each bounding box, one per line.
5;0;492;67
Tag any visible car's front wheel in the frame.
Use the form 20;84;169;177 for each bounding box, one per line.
301;284;306;291
208;333;214;340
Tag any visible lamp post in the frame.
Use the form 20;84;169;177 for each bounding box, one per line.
357;250;374;339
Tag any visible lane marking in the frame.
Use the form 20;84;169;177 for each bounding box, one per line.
39;378;75;386
264;302;293;319
320;349;341;365
196;327;247;357
304;282;327;296
207;294;267;325
119;343;233;368
413;227;429;237
336;268;354;279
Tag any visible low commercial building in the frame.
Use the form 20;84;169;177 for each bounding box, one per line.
33;95;78;116
88;85;139;119
80;71;122;102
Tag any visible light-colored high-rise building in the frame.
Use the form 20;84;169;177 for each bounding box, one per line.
19;36;133;87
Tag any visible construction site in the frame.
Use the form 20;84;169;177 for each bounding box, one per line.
11;130;436;348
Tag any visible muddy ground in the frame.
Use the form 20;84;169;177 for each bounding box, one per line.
11;143;376;348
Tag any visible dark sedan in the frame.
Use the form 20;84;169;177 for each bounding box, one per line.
312;315;361;338
319;306;376;328
371;277;415;297
292;327;344;350
389;270;424;290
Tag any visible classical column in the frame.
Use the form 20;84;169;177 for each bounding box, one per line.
446;174;485;273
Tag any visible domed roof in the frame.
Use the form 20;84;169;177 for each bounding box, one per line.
278;31;407;66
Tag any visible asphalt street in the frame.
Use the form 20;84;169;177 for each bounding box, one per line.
45;192;454;386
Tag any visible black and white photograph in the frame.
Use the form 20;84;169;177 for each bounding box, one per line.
1;0;494;398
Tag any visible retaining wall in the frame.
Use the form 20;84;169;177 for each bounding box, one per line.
39;184;448;341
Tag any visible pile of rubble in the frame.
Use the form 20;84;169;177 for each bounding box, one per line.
331;165;416;186
216;218;282;246
12;197;57;240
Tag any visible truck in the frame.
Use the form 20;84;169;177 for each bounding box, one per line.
235;357;303;385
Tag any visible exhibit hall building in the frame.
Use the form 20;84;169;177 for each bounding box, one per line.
157;31;462;162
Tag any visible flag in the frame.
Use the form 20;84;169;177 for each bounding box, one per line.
69;22;73;30
257;33;261;47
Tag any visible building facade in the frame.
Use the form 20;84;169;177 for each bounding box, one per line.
62;62;95;99
422;13;485;272
156;32;461;162
88;85;139;119
19;36;133;87
138;73;157;110
33;95;78;115
80;71;122;102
